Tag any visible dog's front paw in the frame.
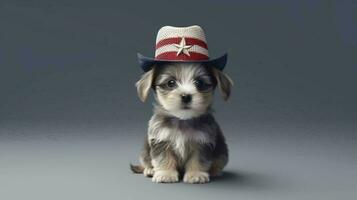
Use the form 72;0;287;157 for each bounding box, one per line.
183;171;210;184
143;167;154;177
152;170;179;183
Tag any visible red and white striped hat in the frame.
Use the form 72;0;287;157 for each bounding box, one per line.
138;25;227;72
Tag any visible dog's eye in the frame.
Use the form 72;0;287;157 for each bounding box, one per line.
166;79;177;89
194;79;211;91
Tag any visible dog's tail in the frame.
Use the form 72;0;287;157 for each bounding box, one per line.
130;163;144;174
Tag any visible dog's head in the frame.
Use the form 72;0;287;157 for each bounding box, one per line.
136;63;233;119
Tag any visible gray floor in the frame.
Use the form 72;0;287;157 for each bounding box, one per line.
1;120;356;200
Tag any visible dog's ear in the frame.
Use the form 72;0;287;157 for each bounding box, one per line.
212;68;233;101
135;69;154;102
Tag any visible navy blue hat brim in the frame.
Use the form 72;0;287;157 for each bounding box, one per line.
137;53;228;72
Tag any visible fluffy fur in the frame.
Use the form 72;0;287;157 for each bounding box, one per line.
131;63;233;184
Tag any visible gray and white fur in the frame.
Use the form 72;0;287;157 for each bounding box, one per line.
130;63;233;184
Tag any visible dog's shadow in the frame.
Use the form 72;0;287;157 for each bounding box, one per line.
208;170;279;190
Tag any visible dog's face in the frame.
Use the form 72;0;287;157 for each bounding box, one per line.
136;63;233;119
154;63;215;119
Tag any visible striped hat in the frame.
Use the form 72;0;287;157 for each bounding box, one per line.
138;25;227;72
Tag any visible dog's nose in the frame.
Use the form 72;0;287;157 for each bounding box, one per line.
181;94;192;104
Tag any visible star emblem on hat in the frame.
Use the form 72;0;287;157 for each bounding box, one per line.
173;37;193;56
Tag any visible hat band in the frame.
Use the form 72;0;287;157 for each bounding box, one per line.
155;52;209;61
156;37;208;49
154;37;209;61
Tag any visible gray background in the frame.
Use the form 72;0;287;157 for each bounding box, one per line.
1;0;356;199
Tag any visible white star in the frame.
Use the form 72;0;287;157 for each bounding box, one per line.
173;37;193;56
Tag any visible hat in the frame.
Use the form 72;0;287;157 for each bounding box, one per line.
138;25;228;72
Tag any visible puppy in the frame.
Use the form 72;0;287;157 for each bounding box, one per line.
130;62;233;184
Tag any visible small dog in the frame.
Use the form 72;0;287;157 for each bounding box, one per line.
130;62;233;184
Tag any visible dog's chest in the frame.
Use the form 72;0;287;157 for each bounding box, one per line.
150;126;211;159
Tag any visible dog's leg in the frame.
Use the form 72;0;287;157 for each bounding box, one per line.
130;136;154;176
183;146;212;184
139;137;154;177
150;141;179;183
209;132;228;177
209;156;228;177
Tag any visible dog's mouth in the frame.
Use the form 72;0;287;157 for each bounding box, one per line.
181;105;191;110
